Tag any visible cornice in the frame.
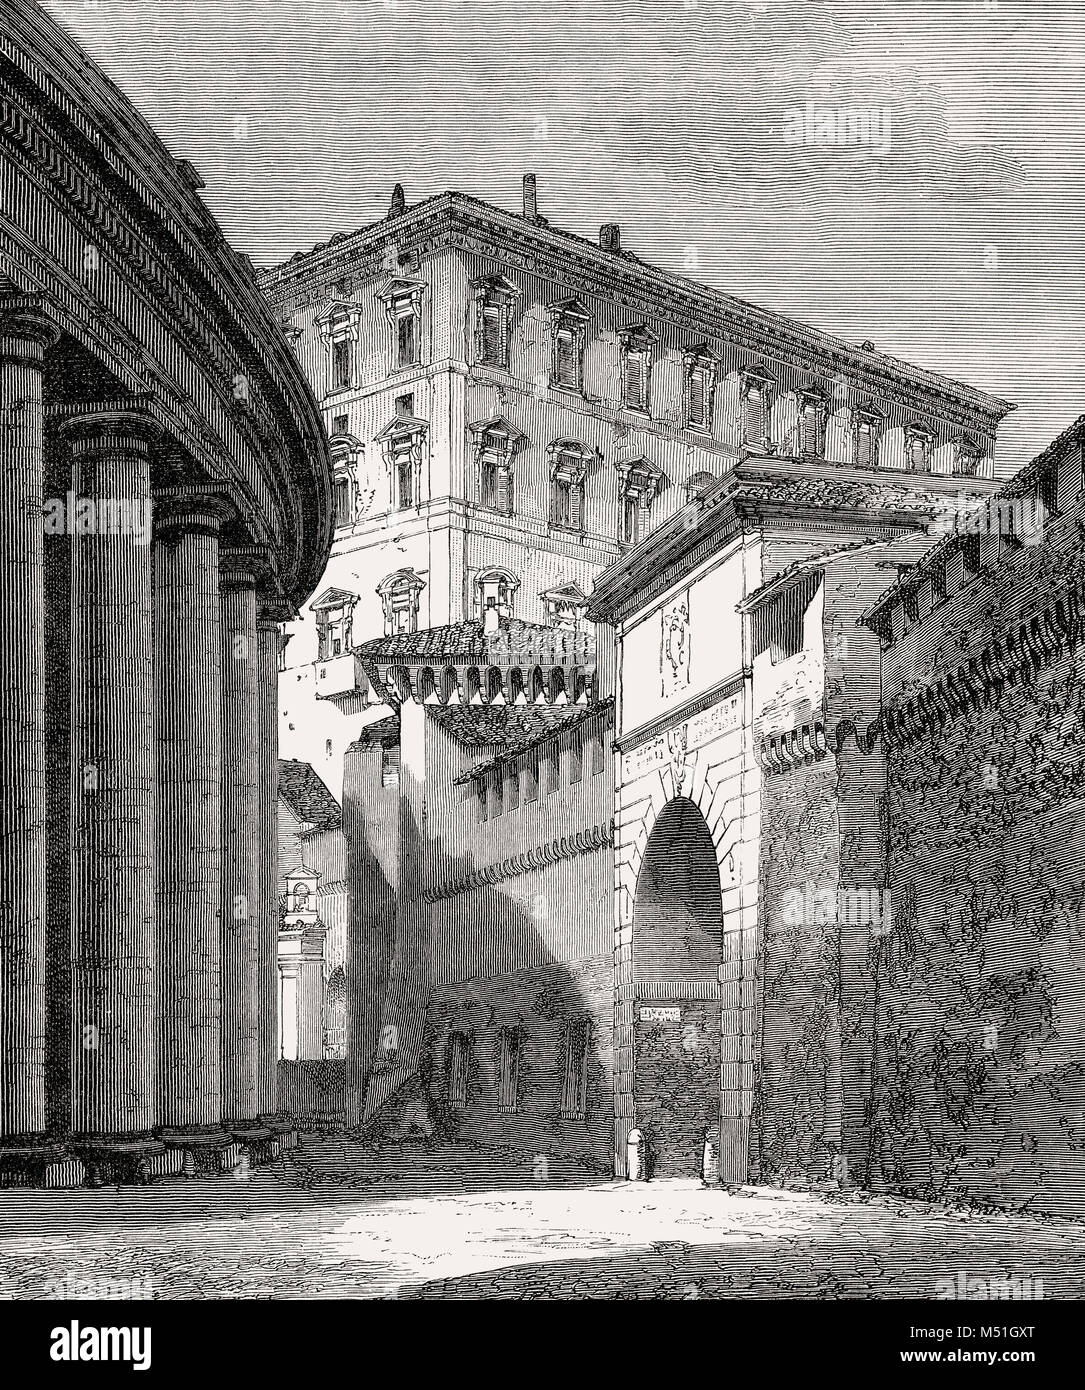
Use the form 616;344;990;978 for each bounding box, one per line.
422;820;615;904
882;573;1085;747
0;13;333;608
261;194;1013;432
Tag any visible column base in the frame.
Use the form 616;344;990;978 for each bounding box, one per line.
159;1127;234;1178
258;1114;298;1157
71;1135;167;1187
0;1141;68;1188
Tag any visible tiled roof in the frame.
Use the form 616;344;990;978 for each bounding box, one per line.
278;760;342;832
440;698;616;782
357;615;594;667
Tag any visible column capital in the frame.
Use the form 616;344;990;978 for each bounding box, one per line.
257;594;294;627
0;292;59;362
56;401;161;456
153;488;233;540
220;542;277;592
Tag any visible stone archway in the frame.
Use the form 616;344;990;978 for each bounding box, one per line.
630;797;723;1180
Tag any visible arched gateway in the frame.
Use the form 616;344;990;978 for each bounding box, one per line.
630;797;723;1179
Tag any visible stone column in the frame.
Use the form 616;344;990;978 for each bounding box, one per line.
219;551;266;1140
255;602;284;1125
154;495;231;1159
61;407;163;1180
0;294;56;1157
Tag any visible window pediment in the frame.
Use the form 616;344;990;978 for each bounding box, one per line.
619;323;657;348
548;296;592;323
375;275;425;308
311;586;358;612
472;273;521;300
548;439;596;480
316;300;363;335
468;415;526;448
376;414;428;443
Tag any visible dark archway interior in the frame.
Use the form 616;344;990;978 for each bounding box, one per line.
633;797;723;982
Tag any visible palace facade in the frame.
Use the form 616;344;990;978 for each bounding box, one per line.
0;0;332;1185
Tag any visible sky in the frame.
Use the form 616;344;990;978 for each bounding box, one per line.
41;0;1085;471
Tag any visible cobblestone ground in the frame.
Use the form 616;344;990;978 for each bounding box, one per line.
0;1137;1081;1300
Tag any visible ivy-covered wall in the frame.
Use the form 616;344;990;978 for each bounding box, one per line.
878;445;1085;1216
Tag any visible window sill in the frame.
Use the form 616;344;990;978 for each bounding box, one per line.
559;1109;586;1122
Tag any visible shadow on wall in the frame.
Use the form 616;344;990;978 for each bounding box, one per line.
331;753;615;1174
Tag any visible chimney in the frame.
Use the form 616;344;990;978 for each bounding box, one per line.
483;600;500;634
523;173;537;221
389;182;405;218
600;223;621;252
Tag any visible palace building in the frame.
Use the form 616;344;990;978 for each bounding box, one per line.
0;0;332;1185
262;172;1024;1182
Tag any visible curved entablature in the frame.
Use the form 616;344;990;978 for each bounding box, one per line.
0;0;333;610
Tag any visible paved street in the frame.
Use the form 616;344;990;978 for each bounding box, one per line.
0;1138;1081;1301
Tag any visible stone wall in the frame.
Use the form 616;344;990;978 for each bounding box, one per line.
426;956;613;1172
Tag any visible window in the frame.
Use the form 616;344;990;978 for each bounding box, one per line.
472;275;520;369
447;1032;470;1109
478;430;511;512
591;731;605;776
798;393;829;457
498;1027;522;1113
931;562;947;605
334;475;353;529
685;347;718;431
550;300;590;392
905;424;933;471
381;743;401;789
489;767;503;818
524;751;539;803
961;534;982;574
742;368;774;448
331;414;349;437
377;277;424;373
332;338;352;390
313;590;356;661
476;778;487;823
1039;468;1059;523
560;1020;589;1119
954;435;984;477
552;474;578;528
545;746;559;794
393;439;414;509
855;409;883;468
395;392;414;419
549;442;591;532
617;458;662;547
469;417;524;516
619;327;654;413
541;583;587;630
569;737;582;784
475;568;517;619
506;764;519;811
325;738;333;757
396;311;417;368
377;568;426;637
